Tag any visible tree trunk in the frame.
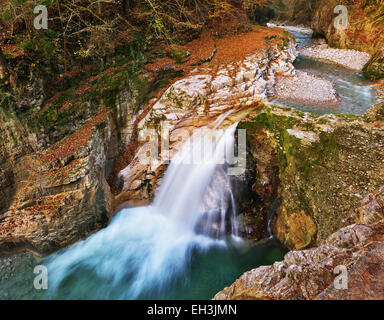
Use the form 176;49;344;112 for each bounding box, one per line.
121;0;136;15
0;47;9;80
121;0;128;15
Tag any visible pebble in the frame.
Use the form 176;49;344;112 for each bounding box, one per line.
274;70;339;105
299;45;371;71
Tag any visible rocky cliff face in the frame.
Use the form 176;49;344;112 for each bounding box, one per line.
239;102;384;250
0;109;37;219
214;186;384;300
0;110;112;255
310;0;384;80
0;85;141;255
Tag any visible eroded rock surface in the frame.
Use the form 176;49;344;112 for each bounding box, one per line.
0;110;114;255
214;186;384;300
115;36;298;209
239;102;384;250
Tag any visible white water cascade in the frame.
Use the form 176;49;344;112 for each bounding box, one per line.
46;120;242;299
154;122;239;239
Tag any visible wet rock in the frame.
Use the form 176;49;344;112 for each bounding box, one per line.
214;193;384;300
239;102;384;250
116;37;298;209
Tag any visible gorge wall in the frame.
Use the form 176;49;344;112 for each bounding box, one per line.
240;102;384;250
215;183;384;300
0;83;140;255
0;26;298;255
258;0;384;80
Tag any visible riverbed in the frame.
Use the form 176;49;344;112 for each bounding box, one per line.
272;28;381;115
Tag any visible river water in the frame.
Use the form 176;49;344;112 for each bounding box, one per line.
0;123;286;300
272;29;380;115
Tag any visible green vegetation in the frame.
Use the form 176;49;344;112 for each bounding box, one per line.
0;0;259;139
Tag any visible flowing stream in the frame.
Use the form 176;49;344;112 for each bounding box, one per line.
0;119;286;300
272;29;381;115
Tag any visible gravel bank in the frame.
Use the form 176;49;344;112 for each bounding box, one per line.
299;45;371;71
273;70;339;106
266;23;313;35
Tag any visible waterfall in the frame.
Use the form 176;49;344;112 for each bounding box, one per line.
45;120;242;299
154;122;239;239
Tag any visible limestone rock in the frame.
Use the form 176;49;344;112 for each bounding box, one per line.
0;111;115;255
240;102;384;250
214;192;384;300
116;37;299;212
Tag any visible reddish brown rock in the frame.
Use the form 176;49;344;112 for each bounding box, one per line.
0;111;114;255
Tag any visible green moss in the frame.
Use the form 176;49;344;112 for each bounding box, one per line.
363;50;384;80
166;47;189;64
281;128;341;184
245;105;342;184
146;111;167;136
332;113;359;122
165;87;186;108
364;66;384;80
251;112;271;130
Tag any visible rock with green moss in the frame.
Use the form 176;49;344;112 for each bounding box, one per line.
215;181;384;300
214;203;384;300
239;102;384;250
364;46;384;80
